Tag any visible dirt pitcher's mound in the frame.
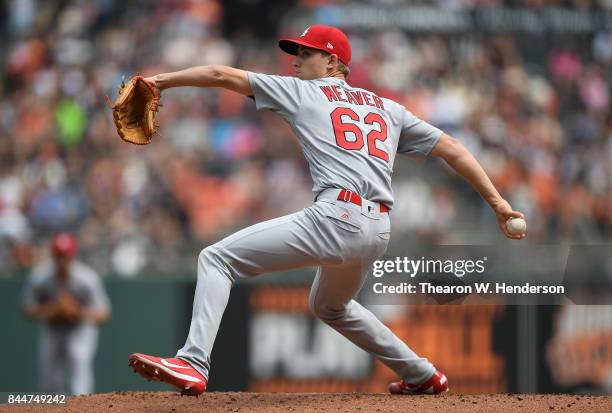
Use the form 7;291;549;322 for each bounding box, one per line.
2;392;611;413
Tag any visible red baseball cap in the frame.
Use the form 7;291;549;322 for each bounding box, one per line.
51;233;78;257
279;25;352;66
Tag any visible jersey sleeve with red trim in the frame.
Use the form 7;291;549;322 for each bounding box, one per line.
397;108;442;158
247;72;303;119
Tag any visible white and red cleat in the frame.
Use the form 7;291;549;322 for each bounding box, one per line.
388;370;449;395
128;353;207;396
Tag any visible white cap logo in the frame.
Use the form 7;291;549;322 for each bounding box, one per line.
301;27;310;37
326;42;334;49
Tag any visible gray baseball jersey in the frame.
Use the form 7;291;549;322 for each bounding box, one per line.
175;74;440;387
246;73;442;208
23;260;110;319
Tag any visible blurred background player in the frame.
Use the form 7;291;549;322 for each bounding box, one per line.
22;233;111;395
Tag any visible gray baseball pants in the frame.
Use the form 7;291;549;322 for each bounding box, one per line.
40;323;98;395
175;188;435;384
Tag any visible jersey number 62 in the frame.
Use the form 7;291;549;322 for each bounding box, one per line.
330;108;389;162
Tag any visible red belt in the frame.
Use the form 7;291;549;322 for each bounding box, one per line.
337;189;389;213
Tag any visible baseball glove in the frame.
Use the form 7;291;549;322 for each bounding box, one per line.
109;75;162;145
49;291;82;323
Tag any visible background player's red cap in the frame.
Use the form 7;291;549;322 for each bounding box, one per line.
279;25;352;66
51;232;78;257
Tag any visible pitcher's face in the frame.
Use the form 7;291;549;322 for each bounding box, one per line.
293;46;330;80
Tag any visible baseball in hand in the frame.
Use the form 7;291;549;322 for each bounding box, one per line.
506;217;526;235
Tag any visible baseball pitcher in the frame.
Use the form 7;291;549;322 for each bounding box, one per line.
128;26;525;396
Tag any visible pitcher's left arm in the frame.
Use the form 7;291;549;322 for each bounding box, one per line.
145;66;252;96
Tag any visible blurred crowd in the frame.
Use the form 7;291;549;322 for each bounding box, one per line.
0;0;610;278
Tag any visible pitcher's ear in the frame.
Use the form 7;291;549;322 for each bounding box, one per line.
328;53;339;69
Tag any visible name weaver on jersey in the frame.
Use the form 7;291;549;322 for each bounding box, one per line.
319;86;386;109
